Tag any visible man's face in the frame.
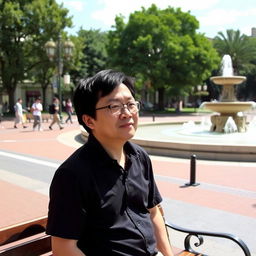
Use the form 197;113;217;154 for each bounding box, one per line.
85;83;139;145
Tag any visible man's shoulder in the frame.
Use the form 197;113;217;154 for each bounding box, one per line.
59;143;94;170
53;144;93;181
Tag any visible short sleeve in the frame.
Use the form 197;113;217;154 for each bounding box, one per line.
46;167;87;239
140;150;162;209
147;166;162;209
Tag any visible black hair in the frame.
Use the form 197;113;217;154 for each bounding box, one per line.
73;69;135;133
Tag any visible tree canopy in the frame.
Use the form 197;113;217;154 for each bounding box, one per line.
0;0;72;109
213;30;256;100
213;29;256;75
75;29;108;78
108;4;220;109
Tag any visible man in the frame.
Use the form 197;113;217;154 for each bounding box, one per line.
13;98;27;129
31;97;43;131
49;97;64;130
46;70;174;256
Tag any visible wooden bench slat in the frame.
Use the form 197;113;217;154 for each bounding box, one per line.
0;216;47;245
176;252;200;256
0;233;51;256
39;253;53;256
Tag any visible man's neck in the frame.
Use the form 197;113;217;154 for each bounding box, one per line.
93;134;126;168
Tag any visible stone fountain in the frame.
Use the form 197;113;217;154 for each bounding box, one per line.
203;55;254;133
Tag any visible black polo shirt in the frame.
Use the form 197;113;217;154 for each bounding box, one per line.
46;135;162;256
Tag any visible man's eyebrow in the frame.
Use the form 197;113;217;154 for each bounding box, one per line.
107;97;134;103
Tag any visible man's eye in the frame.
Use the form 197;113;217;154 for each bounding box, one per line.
110;104;121;110
128;102;136;107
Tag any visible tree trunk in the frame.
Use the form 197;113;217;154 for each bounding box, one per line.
7;88;16;114
42;86;47;110
157;87;165;110
175;97;183;113
2;69;18;114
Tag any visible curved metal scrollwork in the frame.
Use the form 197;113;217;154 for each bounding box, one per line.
165;221;251;256
184;233;204;254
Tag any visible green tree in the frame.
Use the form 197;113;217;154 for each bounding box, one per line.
74;29;108;78
213;29;256;74
61;34;85;99
29;34;83;109
213;30;256;100
108;4;220;110
237;36;256;100
0;0;72;111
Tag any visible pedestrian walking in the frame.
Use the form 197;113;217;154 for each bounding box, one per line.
31;97;43;131
13;98;27;129
49;97;64;130
0;103;3;124
65;98;73;124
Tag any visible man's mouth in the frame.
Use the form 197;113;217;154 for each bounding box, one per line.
120;122;134;128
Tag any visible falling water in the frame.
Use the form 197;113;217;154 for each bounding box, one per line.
223;117;237;133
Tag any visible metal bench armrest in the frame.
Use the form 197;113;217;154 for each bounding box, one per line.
165;221;251;256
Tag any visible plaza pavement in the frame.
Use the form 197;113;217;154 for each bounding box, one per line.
0;114;255;255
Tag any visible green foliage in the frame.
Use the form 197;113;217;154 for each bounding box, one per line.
76;29;108;78
66;34;85;85
213;29;256;74
107;4;220;109
213;30;256;100
0;0;72;109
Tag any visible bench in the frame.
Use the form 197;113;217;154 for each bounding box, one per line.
0;216;51;256
0;214;251;256
25;113;51;123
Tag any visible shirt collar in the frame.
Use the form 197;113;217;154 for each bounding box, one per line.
86;134;139;164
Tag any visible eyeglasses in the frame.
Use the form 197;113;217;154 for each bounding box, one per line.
95;101;140;115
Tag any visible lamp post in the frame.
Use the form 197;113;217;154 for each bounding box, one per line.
45;35;74;119
195;84;208;109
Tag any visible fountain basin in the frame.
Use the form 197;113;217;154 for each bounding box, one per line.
132;122;256;162
210;76;246;85
202;102;254;115
80;122;256;162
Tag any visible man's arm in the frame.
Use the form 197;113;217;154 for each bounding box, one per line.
149;205;174;256
51;236;86;256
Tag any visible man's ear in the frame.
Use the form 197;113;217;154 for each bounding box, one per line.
82;114;95;130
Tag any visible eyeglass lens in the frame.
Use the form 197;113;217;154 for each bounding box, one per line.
111;102;140;114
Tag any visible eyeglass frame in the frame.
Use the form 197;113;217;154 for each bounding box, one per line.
95;101;140;115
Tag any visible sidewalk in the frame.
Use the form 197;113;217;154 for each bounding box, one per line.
0;115;255;255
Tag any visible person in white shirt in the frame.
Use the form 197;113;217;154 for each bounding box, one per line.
14;98;27;129
31;97;43;131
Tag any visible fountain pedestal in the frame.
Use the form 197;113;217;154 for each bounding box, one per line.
203;76;253;133
210;115;247;133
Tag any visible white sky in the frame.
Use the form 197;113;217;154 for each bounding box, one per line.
57;0;256;38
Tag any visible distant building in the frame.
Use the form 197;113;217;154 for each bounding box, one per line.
0;80;53;112
251;27;256;37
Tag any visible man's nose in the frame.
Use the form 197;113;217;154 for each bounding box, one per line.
120;106;132;116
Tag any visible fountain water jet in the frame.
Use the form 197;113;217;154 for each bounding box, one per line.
202;54;255;133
